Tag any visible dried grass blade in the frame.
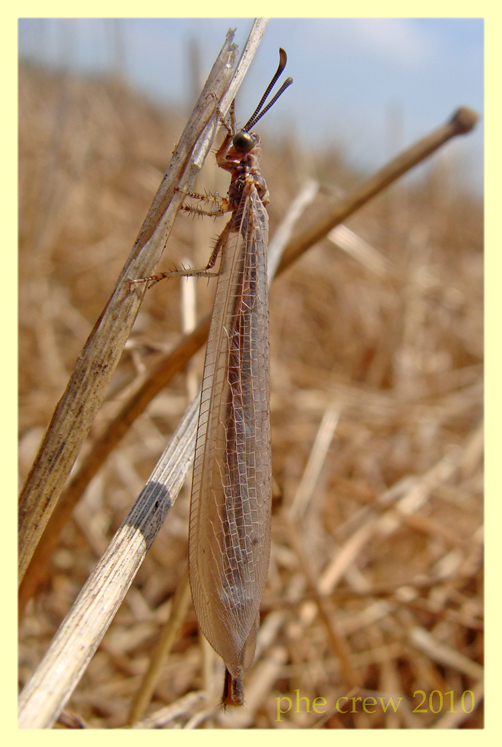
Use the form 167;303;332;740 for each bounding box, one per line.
18;30;242;582
18;394;199;728
276;107;479;276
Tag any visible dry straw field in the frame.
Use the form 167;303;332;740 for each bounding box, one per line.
19;46;483;729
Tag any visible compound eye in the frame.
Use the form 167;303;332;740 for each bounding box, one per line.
232;131;255;152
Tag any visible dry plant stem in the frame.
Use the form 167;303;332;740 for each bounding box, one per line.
18;313;211;614
284;513;359;689
130;691;208;729
407;622;483;681
276;107;479;276
267;178;319;281
433;681;483;728
18;29;243;582
56;710;89;729
186;705;221;729
18;395;199;729
127;567;192;725
289;405;340;520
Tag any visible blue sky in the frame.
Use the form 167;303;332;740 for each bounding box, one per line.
19;18;484;193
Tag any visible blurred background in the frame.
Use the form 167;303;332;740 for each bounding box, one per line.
19;18;483;728
19;18;483;192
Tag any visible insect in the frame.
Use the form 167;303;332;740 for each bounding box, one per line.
135;49;292;706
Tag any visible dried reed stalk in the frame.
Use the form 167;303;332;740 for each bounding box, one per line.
18;20;269;728
18;22;268;582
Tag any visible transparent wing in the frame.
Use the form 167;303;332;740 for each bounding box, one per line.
188;187;271;677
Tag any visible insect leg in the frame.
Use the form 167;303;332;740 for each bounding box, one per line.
128;221;231;289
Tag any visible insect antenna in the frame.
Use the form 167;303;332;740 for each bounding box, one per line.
242;47;293;132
